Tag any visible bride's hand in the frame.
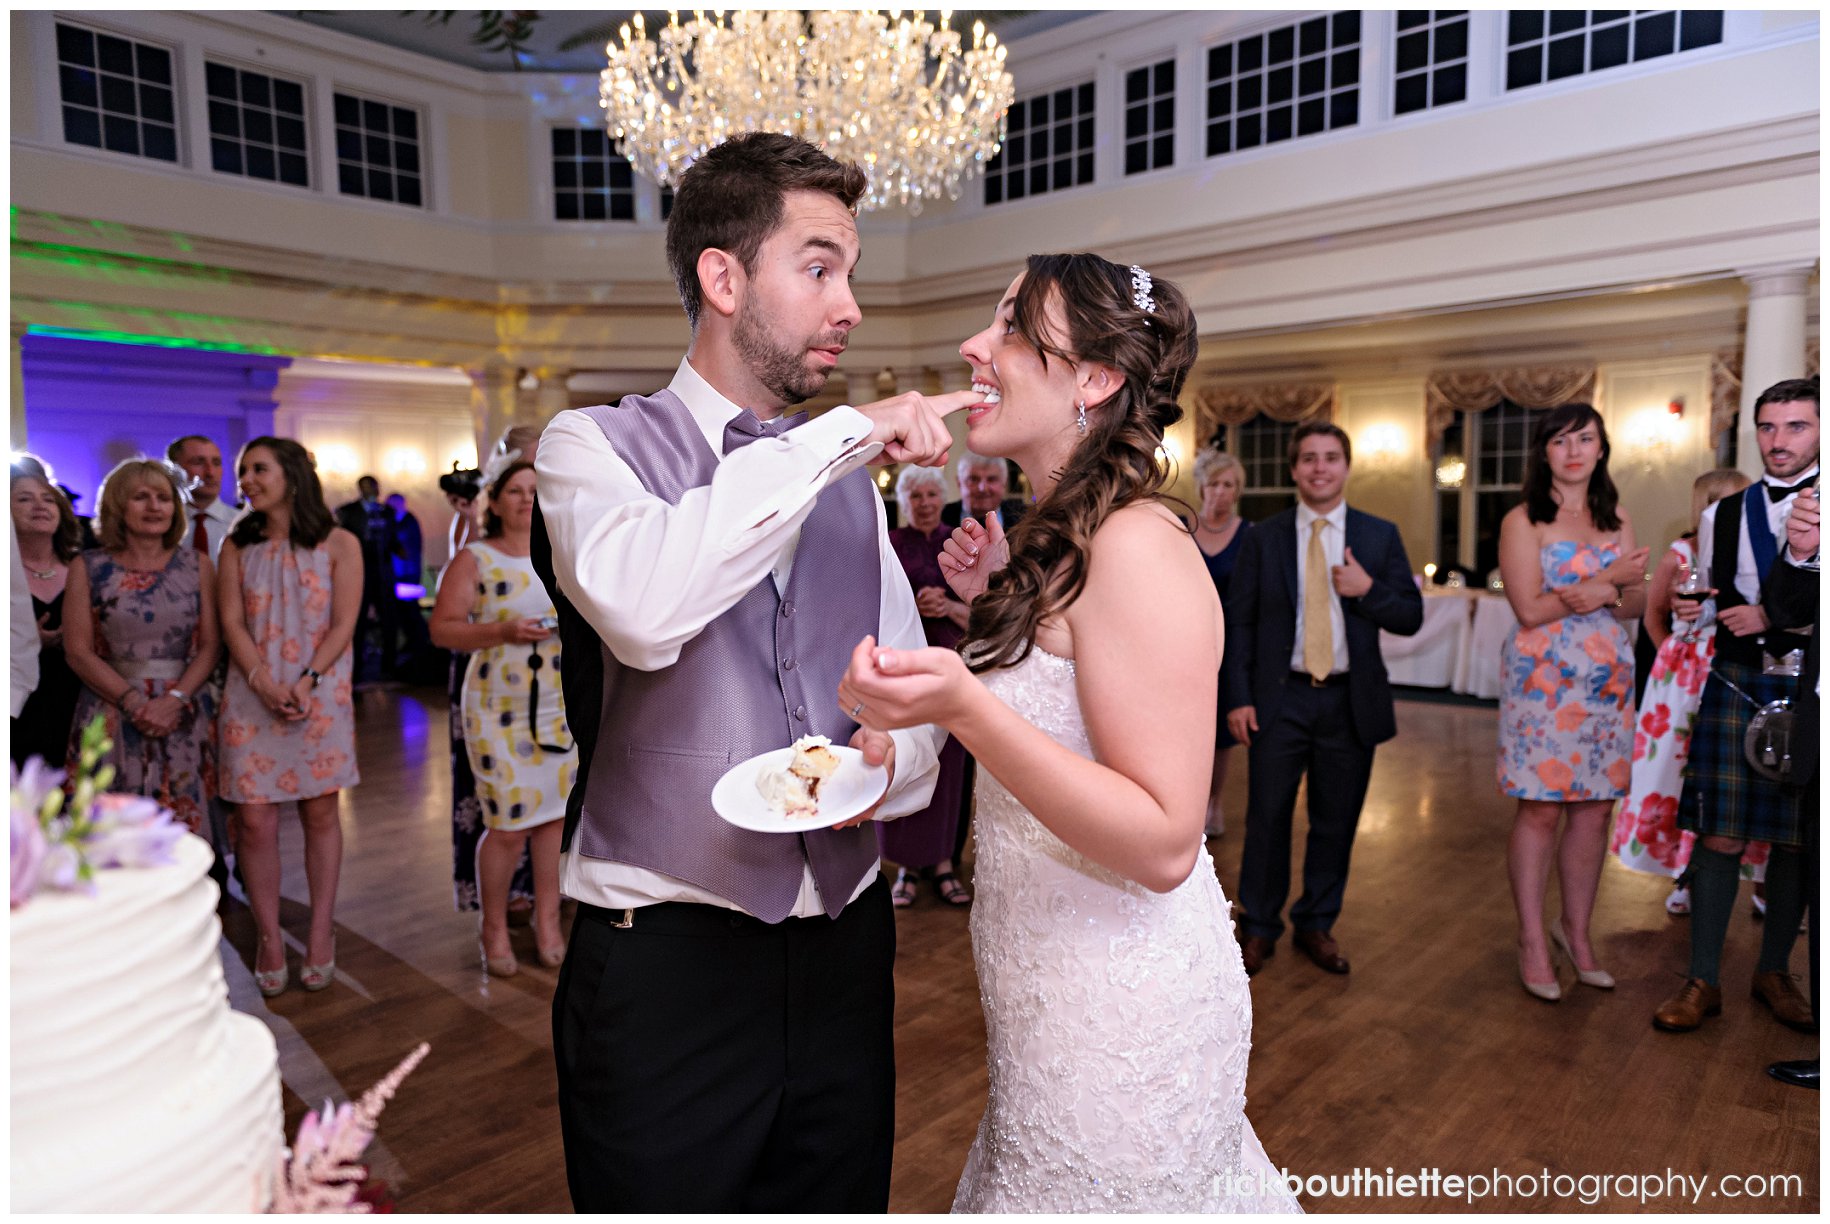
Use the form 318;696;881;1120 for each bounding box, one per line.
837;635;974;732
938;511;1008;604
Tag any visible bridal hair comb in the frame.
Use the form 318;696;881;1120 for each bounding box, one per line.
1130;264;1156;314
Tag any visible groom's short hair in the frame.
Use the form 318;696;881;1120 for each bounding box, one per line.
665;132;868;330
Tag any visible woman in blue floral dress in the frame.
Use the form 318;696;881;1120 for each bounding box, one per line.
1496;404;1648;1002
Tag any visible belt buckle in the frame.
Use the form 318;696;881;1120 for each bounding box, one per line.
1311;674;1327;688
612;908;634;929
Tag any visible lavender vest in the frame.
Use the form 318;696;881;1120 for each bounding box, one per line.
569;390;883;922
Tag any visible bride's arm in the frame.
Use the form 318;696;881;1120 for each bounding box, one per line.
840;505;1219;892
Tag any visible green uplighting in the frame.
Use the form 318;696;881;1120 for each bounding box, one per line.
26;326;289;356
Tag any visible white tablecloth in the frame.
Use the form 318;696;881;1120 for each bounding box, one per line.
1383;589;1479;688
1454;593;1520;700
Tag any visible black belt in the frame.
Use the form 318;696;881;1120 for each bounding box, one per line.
1288;669;1349;688
575;874;885;934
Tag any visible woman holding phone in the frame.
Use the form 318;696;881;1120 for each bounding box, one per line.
430;458;575;975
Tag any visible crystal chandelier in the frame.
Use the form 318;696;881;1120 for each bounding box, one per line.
600;10;1015;214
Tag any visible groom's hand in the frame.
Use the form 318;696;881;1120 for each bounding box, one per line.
854;389;984;467
831;726;896;828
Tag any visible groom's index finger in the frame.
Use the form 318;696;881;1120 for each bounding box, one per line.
928;389;988;417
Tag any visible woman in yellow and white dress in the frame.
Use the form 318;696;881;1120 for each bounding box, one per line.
431;458;574;976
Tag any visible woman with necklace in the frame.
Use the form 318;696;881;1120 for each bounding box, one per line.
1186;447;1251;838
217;438;362;997
10;460;84;767
62;458;221;832
1496;404;1649;1002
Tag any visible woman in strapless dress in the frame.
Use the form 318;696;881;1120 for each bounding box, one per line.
840;254;1300;1214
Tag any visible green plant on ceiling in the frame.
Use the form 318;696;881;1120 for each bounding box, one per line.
413;10;543;66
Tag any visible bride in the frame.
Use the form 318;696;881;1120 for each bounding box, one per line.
838;254;1300;1213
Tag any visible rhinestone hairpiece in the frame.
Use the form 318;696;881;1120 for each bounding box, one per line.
1130;264;1156;314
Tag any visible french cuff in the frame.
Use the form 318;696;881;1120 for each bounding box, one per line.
724;406;884;548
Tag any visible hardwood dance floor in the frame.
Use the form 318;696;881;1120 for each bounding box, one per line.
221;687;1819;1213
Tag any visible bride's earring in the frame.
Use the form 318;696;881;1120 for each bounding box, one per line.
1075;400;1088;435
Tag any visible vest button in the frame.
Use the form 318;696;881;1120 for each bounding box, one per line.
782;657;796;671
793;704;807;721
781;601;795;618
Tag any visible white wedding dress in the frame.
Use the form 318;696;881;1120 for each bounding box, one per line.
952;648;1302;1214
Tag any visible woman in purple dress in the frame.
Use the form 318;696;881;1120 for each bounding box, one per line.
883;466;972;906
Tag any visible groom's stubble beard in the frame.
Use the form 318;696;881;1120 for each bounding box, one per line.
732;299;845;407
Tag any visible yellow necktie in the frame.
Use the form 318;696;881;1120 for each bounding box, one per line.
1304;518;1332;683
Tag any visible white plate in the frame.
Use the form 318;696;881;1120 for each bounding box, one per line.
712;745;889;833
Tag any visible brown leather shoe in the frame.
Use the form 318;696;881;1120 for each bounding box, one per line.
1752;971;1817;1033
1239;934;1275;977
1294;929;1350;974
1653;977;1722;1032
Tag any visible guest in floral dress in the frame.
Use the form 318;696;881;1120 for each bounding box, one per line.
62;459;220;834
1613;470;1767;913
430;458;574;974
1496;404;1648;1002
881;466;972;907
217;438;362;998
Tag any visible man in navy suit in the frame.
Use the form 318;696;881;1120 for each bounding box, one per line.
1223;422;1423;976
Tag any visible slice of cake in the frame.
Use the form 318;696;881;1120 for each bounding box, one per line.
757;735;841;820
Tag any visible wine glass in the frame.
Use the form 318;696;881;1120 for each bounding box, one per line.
1673;564;1712;643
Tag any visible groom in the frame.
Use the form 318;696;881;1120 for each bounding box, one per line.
534;132;970;1212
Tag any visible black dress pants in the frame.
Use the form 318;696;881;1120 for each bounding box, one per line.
552;875;896;1212
1238;674;1375;942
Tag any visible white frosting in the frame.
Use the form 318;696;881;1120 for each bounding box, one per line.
758;763;817;819
10;834;283;1212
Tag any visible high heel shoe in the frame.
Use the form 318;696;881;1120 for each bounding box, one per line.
480;938;518;978
1549;922;1615;990
300;942;337;992
1519;948;1561;1002
254;939;288;998
538;943;566;969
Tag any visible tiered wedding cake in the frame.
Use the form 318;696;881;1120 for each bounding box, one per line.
10;834;284;1212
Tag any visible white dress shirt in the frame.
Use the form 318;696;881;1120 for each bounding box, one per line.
537;356;943;918
1695;464;1818;606
11;521;39;717
179;497;239;563
1289;500;1351;676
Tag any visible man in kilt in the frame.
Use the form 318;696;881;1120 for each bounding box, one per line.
1654;376;1818;1034
1762;480;1818;1087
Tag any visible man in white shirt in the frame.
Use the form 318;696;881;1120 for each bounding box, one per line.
1656;376;1819;1036
1222;422;1422;978
166;434;238;562
535;132;977;1213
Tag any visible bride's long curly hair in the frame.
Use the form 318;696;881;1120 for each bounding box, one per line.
962;253;1199;673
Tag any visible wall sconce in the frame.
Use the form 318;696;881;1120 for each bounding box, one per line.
1622;404;1685;473
1358;423;1408;473
445;446;479;472
876;467;894;490
382;446;428;480
1435;456;1467;489
314;443;361;479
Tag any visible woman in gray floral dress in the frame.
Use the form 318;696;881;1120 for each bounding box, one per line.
63;459;221;834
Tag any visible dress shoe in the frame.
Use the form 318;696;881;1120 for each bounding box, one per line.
1751;971;1816;1033
1652;977;1721;1032
1549;922;1615;989
1293;929;1350;974
1767;1059;1820;1090
1239;934;1274;977
1518;948;1561;1002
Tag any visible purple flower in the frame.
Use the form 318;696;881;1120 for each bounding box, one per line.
10;757;65;820
84;792;185;870
39;841;82;893
10;801;46;908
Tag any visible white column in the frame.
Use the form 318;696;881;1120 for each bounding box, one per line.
530;366;573;426
1736;263;1813;478
465;362;521;464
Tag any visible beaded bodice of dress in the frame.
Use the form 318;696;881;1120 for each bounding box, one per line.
954;647;1298;1214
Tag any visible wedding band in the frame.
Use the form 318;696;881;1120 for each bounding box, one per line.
849;701;866;719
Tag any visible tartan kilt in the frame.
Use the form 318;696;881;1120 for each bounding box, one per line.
1677;658;1804;846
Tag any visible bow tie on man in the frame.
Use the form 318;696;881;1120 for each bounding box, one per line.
723;410;810;454
1766;475;1818;502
